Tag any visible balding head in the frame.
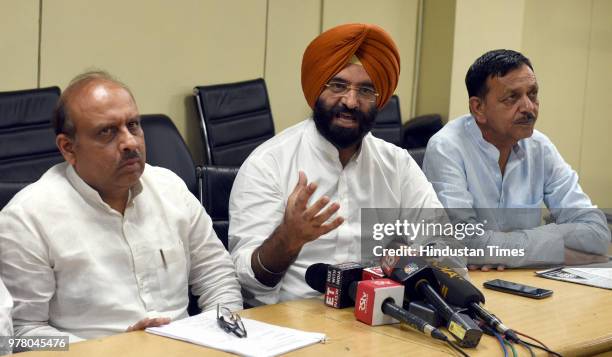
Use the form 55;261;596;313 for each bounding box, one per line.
53;70;136;137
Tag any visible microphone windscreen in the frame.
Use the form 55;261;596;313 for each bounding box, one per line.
432;266;485;306
305;263;329;293
380;253;438;300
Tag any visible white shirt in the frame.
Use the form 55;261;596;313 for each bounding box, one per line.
0;163;242;342
229;119;443;304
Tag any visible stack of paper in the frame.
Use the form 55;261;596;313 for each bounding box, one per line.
536;262;612;290
146;310;326;357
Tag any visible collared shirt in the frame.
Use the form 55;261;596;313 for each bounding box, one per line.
0;163;242;342
229;119;443;303
423;114;610;266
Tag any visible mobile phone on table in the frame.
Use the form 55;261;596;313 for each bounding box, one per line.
483;279;553;299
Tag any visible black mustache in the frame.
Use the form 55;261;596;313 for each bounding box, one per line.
515;113;536;124
329;104;366;121
121;150;141;163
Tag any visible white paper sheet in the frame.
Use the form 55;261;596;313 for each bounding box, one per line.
146;310;325;357
536;261;612;290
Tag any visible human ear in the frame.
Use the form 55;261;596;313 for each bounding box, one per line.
56;134;77;165
469;96;487;124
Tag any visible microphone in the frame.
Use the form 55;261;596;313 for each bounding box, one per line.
305;262;385;308
350;279;448;342
431;263;519;342
305;262;365;308
381;253;482;348
305;263;328;294
305;262;448;342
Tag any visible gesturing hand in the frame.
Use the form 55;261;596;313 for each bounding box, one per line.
282;171;344;252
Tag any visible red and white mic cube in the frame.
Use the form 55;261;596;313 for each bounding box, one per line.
354;279;405;326
362;266;385;280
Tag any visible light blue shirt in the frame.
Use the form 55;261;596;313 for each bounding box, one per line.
423;114;610;266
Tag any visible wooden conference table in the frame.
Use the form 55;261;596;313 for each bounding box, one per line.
19;270;612;357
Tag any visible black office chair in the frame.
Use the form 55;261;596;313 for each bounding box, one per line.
402;113;444;149
140;114;201;201
407;147;426;168
200;165;240;250
371;95;402;146
200;165;263;308
0;86;63;209
140;114;204;316
193;78;275;166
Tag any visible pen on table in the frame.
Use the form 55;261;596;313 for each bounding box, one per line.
160;249;167;269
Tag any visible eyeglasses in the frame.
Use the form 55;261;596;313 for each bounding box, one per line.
217;304;247;338
323;81;379;103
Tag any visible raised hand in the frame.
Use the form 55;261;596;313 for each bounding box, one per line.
281;171;344;252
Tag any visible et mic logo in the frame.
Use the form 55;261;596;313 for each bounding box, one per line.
325;286;339;307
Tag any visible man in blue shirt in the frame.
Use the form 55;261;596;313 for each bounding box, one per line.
423;49;610;270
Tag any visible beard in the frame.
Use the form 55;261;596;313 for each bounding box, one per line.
312;99;378;149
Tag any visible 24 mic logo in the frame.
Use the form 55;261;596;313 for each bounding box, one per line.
358;291;368;312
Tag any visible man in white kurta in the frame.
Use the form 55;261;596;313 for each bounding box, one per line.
229;24;444;303
0;71;242;342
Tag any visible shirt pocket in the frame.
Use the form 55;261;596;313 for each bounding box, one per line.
155;240;189;311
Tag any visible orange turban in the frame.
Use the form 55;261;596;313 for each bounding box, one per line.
301;23;400;109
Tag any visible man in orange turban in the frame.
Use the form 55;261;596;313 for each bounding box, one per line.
230;24;445;303
302;23;400;153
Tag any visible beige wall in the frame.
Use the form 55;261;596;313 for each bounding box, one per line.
39;0;267;165
0;0;39;91
580;0;612;208
415;0;455;121
4;0;421;163
265;0;321;132
448;0;526;121
2;0;610;205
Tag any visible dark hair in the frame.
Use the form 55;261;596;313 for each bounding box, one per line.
465;49;533;98
52;70;134;137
